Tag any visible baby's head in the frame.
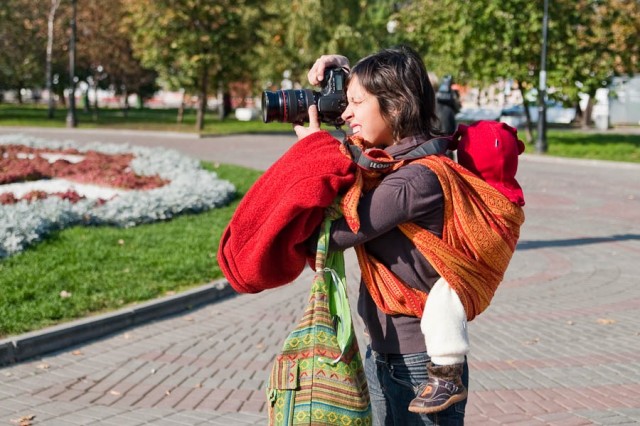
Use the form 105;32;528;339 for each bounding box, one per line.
452;121;525;206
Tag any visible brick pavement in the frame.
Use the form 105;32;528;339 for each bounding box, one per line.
0;127;639;425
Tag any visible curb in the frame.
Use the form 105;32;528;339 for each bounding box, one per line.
0;279;235;367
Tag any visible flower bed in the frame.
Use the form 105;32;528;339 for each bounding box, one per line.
0;134;236;259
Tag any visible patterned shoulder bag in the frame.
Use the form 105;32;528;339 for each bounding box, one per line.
267;216;372;425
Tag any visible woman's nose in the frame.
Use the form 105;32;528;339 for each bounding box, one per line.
341;104;352;122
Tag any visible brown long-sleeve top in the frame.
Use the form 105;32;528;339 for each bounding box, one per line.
329;135;444;354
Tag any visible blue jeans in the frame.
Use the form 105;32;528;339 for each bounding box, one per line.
365;346;468;426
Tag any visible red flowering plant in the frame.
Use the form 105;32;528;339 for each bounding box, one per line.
0;145;167;205
0;134;236;258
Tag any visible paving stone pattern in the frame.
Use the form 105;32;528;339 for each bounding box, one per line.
0;127;639;425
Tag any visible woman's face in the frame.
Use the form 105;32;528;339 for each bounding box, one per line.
341;75;394;148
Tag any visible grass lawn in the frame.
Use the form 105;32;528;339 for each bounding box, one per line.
544;130;640;163
0;103;294;134
0;163;262;337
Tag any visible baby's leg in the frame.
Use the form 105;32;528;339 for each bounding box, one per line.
409;278;468;414
421;277;469;365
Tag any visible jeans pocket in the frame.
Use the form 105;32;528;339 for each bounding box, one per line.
388;355;429;392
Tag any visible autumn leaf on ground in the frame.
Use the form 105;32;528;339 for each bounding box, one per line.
10;414;35;426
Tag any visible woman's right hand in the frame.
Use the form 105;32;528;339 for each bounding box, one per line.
308;55;350;86
293;105;321;141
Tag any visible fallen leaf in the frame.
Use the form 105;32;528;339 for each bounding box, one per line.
10;414;35;425
597;318;616;325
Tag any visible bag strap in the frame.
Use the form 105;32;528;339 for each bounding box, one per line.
315;216;353;364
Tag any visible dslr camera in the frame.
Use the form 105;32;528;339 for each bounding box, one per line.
262;67;348;127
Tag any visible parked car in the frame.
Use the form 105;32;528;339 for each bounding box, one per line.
455;107;501;123
499;101;577;128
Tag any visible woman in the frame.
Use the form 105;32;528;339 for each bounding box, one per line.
296;45;468;426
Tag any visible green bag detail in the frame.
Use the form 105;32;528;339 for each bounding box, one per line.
267;217;372;425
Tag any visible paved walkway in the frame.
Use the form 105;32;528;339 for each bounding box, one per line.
1;127;640;425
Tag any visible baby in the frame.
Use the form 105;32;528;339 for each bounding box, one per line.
409;120;526;414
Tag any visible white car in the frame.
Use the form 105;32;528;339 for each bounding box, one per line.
499;102;577;128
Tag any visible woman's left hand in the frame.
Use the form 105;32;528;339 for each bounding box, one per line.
294;105;321;140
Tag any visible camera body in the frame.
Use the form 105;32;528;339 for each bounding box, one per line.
262;67;348;127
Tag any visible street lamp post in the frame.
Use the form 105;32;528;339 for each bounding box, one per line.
535;0;549;153
66;0;78;128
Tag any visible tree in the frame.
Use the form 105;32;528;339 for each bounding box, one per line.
554;0;640;127
398;0;640;139
399;0;545;140
45;0;62;118
124;0;264;130
0;0;49;103
253;0;375;89
72;0;158;116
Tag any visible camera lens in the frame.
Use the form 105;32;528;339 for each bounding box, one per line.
261;89;314;123
261;91;280;123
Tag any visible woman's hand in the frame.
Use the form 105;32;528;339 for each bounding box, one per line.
293;105;321;140
295;54;349;140
308;55;350;86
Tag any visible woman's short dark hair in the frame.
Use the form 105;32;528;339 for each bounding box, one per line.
350;45;438;141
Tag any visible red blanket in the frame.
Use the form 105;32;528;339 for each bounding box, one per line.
217;131;356;293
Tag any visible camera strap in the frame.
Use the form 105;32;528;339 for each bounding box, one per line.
343;136;451;172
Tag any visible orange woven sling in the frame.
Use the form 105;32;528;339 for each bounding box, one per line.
347;155;525;321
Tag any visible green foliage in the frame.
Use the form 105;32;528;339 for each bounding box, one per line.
1;0;639;130
397;0;639;102
252;0;369;88
0;163;263;337
0;0;49;96
123;0;262;92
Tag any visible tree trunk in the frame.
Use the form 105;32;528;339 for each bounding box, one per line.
46;0;61;119
92;84;99;121
517;81;534;143
196;65;209;131
217;81;224;121
57;85;66;107
177;90;186;124
83;88;90;113
582;96;594;129
122;88;129;118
